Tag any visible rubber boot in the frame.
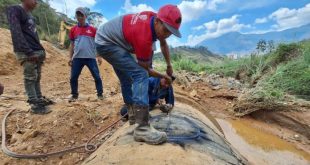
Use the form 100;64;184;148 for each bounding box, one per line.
28;99;52;114
127;104;135;125
133;105;167;145
120;104;135;124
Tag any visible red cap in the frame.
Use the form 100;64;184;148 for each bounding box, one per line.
157;4;182;38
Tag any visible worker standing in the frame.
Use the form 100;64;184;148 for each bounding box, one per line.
68;7;104;102
95;4;182;144
6;0;53;114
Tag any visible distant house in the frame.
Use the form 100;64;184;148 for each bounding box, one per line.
227;53;238;60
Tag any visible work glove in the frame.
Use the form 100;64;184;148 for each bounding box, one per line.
159;104;173;113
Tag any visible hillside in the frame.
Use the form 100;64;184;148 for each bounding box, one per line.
154;46;223;64
199;23;310;55
0;0;63;42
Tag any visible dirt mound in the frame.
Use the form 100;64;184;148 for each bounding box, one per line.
0;28;69;76
0;28;19;75
83;103;248;165
0;27;122;164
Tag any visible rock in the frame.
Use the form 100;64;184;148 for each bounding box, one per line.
89;98;98;102
43;148;48;153
72;153;79;159
189;90;198;98
227;77;242;90
294;134;301;141
21;129;40;141
110;87;117;95
0;103;13;108
26;145;33;152
102;115;109;121
10;133;22;144
26;125;32;129
209;79;221;86
211;86;222;90
53;120;58;126
75;122;82;127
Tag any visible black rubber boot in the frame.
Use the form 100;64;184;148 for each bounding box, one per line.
28;99;52;114
133;105;167;145
120;104;135;124
127;104;135;125
39;96;55;106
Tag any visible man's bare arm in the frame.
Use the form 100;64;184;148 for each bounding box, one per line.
68;42;74;66
160;39;173;76
138;60;172;83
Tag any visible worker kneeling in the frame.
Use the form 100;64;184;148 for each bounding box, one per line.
95;5;182;144
120;76;175;119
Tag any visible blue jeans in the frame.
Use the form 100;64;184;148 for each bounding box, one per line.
70;58;103;97
96;44;149;106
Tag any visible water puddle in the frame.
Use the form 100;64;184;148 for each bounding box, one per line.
218;118;310;165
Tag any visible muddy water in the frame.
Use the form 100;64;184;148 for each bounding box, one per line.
218;119;310;165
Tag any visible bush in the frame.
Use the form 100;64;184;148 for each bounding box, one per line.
173;58;207;73
266;43;301;67
266;58;310;96
301;40;310;64
154;53;209;73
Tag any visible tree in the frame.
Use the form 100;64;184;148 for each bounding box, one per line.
256;39;267;54
267;40;275;53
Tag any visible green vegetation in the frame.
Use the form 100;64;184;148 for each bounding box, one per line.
0;0;62;43
265;41;310;97
155;40;310;100
154;53;210;73
213;40;310;100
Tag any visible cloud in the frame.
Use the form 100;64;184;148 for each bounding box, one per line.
268;3;310;30
122;0;155;13
120;0;226;23
212;0;277;12
188;15;251;46
255;17;268;24
49;0;97;17
178;0;226;23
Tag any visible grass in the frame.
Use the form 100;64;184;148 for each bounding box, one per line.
223;40;309;100
154;54;209;73
264;41;310;97
155;40;310;100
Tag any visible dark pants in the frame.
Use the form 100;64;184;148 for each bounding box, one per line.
70;58;103;97
15;50;45;101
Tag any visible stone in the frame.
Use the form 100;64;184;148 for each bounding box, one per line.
190;90;198;97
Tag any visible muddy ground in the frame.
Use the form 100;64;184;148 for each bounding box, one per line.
0;28;309;164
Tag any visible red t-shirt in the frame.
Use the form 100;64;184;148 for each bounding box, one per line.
69;24;97;58
123;11;156;61
69;24;97;41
